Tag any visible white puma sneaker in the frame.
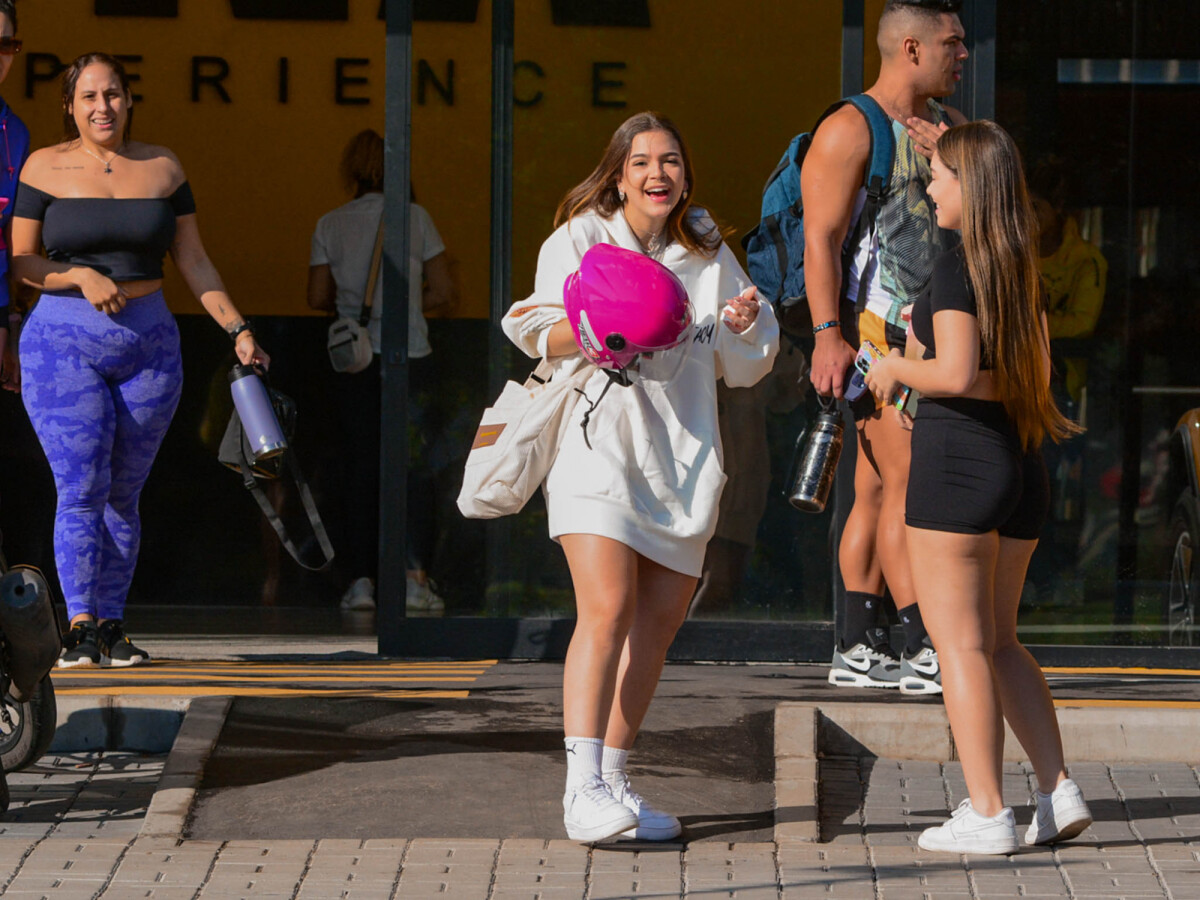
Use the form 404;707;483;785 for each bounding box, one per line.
606;772;682;841
563;776;638;843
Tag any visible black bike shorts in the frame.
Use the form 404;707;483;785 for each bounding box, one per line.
905;398;1048;541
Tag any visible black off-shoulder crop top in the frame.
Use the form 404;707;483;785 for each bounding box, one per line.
910;245;992;370
12;181;196;281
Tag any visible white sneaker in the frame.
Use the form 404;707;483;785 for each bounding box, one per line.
1026;778;1092;845
563;776;639;843
406;576;445;612
340;577;375;611
606;772;682;841
899;642;943;695
918;799;1019;855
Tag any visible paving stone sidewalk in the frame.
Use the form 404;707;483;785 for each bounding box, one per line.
2;753;1199;898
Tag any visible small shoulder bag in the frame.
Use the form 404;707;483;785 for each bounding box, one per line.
327;211;385;374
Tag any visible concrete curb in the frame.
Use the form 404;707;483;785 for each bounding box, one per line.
773;704;819;844
52;695;190;753
773;700;1200;843
139;696;232;839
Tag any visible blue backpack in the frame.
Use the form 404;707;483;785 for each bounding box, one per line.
742;95;895;336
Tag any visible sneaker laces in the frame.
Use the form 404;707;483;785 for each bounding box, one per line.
98;620;129;648
606;772;645;811
865;627;900;662
575;775;617;807
63;622;90;650
949;798;973;820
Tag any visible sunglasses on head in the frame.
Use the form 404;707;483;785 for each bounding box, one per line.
0;38;22;56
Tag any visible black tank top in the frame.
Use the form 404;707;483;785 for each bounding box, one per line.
13;181;196;281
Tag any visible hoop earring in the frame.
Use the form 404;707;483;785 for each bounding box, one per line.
618;190;626;203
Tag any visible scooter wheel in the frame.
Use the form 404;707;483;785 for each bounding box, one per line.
0;675;56;773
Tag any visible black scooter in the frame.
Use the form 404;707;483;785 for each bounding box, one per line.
0;549;60;814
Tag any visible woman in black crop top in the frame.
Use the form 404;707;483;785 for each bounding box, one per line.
9;53;269;669
864;122;1091;855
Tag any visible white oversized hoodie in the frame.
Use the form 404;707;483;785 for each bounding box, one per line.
502;209;779;576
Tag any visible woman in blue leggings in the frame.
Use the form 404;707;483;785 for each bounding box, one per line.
10;53;269;667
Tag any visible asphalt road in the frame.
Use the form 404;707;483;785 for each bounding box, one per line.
187;659;1200;842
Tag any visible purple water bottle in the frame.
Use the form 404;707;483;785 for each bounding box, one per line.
229;364;288;460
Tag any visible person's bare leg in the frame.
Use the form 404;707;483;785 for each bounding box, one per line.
993;536;1068;794
605;556;698;749
560;534;640;739
908;526;1005;816
863;407;917;610
840;418;885;595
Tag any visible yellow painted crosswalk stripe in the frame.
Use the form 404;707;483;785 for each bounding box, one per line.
51;661;496;674
54;671;485;681
1054;698;1200;709
56;686;471;698
50;659;496;698
1044;666;1200;677
55;674;480;683
67;660;498;671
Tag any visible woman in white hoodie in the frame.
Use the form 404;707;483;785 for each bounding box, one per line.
503;112;779;843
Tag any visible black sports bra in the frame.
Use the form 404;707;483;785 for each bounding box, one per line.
13;181;196;281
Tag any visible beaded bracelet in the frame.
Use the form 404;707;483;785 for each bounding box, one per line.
812;320;840;335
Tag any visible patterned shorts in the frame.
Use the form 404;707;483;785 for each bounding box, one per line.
844;308;909;421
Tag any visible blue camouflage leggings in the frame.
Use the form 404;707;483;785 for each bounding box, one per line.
21;290;183;621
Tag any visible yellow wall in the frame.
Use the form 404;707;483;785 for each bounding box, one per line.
7;0;845;318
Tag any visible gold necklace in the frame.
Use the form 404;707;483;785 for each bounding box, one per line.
78;142;124;175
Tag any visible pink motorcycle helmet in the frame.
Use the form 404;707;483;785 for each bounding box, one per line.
562;243;693;370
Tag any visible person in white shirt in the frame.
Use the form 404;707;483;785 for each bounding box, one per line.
503;111;778;843
307;129;456;613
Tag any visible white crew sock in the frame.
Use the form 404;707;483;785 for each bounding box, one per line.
564;737;604;790
601;746;629;783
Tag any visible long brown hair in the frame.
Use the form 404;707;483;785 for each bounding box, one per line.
340;128;384;197
555;111;723;257
61;53;134;143
936;121;1081;450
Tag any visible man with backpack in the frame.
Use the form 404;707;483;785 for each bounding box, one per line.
803;0;968;692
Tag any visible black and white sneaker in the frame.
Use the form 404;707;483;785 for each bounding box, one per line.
828;628;901;688
900;640;942;695
57;620;102;668
97;620;150;667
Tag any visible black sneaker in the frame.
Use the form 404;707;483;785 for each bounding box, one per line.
96;620;150;667
58;620;102;668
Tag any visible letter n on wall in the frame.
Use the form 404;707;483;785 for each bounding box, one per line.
550;0;650;27
229;0;348;19
96;0;179;15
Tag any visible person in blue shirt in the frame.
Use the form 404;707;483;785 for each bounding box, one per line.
0;0;29;390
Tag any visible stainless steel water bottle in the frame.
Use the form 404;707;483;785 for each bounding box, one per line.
229;364;288;461
787;398;844;513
